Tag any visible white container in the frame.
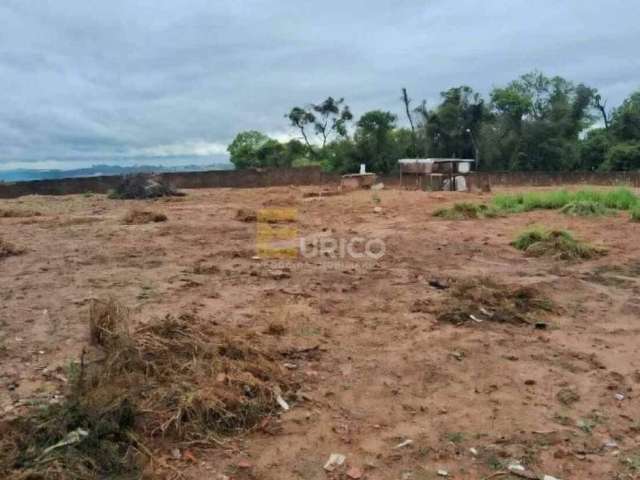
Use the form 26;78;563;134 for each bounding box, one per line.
359;164;366;174
457;162;471;173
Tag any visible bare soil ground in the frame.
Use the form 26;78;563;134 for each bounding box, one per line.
1;186;640;479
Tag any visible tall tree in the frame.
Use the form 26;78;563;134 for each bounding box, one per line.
286;97;353;156
401;88;417;156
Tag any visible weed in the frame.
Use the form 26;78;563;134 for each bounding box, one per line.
0;238;24;259
492;187;639;214
577;418;596;434
631;205;640;222
445;432;465;444
560;200;609;217
1;302;293;479
121;209;167;225
0;209;41;218
436;277;554;326
512;227;605;260
433;203;502;220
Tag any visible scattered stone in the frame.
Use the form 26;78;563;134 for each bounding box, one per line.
346;466;363;479
276;394;290;411
324;453;346;472
429;279;449;290
469;447;478;456
394;439;413;449
543;476;561;480
437;469;449;477
171;448;181;459
373;206;383;214
615;393;625;401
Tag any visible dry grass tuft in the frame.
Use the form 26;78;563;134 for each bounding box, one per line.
0;238;24;259
0;209;41;218
235;208;257;222
436;277;554;326
121;209;168;225
89;298;130;347
1;301;292;479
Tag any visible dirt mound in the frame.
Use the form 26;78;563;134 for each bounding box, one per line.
436;278;554;326
0;238;23;259
121;209;168;225
108;174;184;200
0;300;293;479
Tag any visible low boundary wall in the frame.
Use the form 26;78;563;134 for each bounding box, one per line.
0;166;339;199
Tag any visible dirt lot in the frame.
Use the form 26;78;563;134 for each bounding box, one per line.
1;185;640;479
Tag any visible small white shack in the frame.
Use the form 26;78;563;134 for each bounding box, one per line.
398;158;475;191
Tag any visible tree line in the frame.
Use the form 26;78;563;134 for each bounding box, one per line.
227;71;640;174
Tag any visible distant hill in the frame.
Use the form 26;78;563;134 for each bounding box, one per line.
0;163;234;182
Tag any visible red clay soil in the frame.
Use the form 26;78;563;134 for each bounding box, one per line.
1;186;639;479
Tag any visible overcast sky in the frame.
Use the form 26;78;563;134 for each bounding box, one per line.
1;0;639;170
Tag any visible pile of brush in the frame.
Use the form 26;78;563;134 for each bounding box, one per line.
108;174;184;200
0;299;292;479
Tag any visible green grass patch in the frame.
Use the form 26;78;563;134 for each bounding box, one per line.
492;187;640;214
560;200;610;217
433;202;502;220
631;206;640;222
512;227;606;260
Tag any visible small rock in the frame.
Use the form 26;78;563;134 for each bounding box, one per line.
373;206;383;214
604;440;618;449
170;448;181;459
394;439;413;449
276;394;290;411
324;453;346;472
543;476;561;480
469;447;478;456
346;466;363;479
437;469;448;477
615;393;625;401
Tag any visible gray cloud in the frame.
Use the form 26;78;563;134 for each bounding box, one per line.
1;0;639;168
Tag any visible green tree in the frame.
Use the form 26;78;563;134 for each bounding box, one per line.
579;128;612;170
227;130;270;169
353;110;399;174
601;142;640;171
610;91;640;141
286;97;353;156
417;86;487;161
